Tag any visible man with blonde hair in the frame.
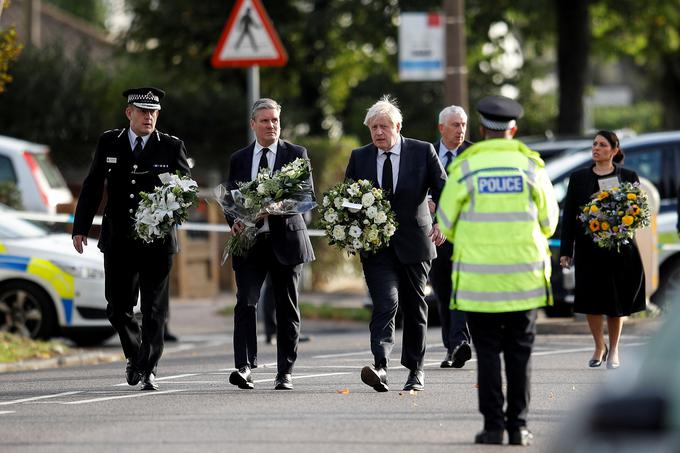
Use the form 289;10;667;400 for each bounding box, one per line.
345;95;447;392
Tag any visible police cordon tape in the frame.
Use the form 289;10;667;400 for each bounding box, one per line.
4;210;327;237
5;211;680;251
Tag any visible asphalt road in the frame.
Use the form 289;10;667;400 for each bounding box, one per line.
0;318;650;453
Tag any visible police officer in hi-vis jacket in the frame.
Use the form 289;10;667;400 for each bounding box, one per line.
437;95;559;446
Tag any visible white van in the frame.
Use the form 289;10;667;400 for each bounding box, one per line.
546;131;680;311
0;135;74;213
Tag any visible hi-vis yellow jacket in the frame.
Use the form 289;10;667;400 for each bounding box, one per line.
436;139;559;313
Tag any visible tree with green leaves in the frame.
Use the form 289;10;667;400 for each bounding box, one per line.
0;0;22;94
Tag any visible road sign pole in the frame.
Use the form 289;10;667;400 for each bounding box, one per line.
246;65;260;142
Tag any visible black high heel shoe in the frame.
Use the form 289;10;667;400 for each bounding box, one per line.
588;345;608;368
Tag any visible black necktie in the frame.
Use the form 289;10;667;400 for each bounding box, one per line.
382;151;393;197
255;148;270;229
258;148;270;172
133;136;143;159
444;151;454;171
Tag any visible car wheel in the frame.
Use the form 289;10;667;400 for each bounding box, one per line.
652;257;680;308
0;281;57;339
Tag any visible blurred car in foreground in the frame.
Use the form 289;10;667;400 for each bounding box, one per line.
0;134;73;213
552;306;680;453
0;204;114;345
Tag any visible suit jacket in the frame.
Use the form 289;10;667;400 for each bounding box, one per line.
73;128;191;254
345;136;446;264
226;139;315;266
431;139;473;258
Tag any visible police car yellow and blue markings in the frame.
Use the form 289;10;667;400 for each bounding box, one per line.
0;242;75;325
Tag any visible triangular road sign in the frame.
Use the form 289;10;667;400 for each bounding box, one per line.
211;0;288;68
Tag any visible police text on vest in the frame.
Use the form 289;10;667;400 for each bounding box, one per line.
478;176;524;194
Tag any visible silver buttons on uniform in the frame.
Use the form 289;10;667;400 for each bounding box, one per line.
129;209;134;213
131;180;136;184
130;194;134;198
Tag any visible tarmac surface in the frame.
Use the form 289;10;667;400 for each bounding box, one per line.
0;291;663;373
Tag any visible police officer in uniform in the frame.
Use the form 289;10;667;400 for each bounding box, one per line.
72;87;191;391
436;96;559;446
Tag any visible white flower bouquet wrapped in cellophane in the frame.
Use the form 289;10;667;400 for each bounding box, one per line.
133;171;199;243
215;157;316;263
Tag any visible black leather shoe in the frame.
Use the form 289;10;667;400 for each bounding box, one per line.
125;359;141;386
163;330;178;342
403;369;424;391
229;366;254;389
249;357;258;369
440;350;454;368
451;342;472;368
508;427;533;446
141;372;159;391
474;430;504;444
361;365;388;392
274;373;293;390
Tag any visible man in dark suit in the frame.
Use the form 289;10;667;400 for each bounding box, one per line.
72;87;191;391
225;98;315;391
429;105;473;369
345;96;447;392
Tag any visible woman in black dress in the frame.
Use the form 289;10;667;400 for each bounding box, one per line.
559;130;646;369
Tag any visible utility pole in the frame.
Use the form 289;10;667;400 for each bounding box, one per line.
443;0;467;111
23;0;42;47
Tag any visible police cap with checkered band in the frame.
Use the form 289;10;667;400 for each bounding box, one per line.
123;87;165;111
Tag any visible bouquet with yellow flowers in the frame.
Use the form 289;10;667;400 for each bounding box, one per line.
578;181;650;251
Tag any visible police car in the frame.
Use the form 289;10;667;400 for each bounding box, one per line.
0;204;114;345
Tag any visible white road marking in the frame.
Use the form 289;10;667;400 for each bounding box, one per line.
61;389;186;405
0;391;82;406
312;351;372;359
0;411;15;415
253;372;350;384
114;373;199;387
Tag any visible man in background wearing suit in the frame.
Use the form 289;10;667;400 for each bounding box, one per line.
72;87;191;391
225;98;315;391
345;96;447;392
430;105;473;369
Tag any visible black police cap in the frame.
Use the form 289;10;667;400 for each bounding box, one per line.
476;95;523;130
123;86;165;111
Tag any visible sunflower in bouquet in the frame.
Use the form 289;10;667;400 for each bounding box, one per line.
578;181;650;251
319;179;397;255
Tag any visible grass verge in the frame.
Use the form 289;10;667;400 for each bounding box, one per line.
0;333;68;363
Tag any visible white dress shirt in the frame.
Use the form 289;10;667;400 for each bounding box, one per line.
376;138;401;191
437;140;460;165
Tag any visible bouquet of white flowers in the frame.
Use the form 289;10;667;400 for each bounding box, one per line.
319;179;397;255
215;157;316;262
133;172;199;243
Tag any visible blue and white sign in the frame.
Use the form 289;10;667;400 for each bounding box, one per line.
398;12;444;81
478;176;524;194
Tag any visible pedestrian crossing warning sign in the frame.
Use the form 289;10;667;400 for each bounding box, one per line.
211;0;288;67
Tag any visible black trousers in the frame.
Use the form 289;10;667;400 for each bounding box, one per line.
466;309;537;431
429;241;470;350
232;235;302;374
104;243;173;374
361;246;430;371
258;274;277;339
